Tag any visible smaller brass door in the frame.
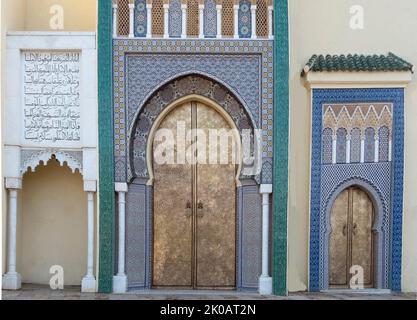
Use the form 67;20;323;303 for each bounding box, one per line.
329;187;375;288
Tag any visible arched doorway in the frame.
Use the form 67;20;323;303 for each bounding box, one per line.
329;186;375;289
151;98;239;289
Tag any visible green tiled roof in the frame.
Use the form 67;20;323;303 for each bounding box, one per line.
302;52;414;76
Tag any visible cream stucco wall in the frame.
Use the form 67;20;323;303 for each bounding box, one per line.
288;0;417;292
17;159;88;286
6;0;96;32
1;0;6;289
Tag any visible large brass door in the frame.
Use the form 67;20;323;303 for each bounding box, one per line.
329;187;374;288
152;101;237;289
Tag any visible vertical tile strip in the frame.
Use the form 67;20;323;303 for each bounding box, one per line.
272;0;289;295
98;0;115;293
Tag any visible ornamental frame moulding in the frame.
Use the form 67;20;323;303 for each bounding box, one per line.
20;149;83;176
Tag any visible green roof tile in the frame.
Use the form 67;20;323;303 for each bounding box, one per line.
302;52;413;76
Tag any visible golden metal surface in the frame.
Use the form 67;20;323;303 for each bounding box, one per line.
329;188;349;286
351;188;374;287
152;101;237;289
195;102;236;288
329;187;375;288
153;103;193;287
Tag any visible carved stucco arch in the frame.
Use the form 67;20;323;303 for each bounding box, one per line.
21;150;83;176
321;177;389;289
128;73;258;182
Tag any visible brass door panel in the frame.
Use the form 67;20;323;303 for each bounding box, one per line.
351;188;374;287
329;189;349;286
152;100;237;289
153;103;193;287
329;187;375;288
195;102;236;288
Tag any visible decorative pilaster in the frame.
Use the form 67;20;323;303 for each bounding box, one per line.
163;3;170;38
81;181;97;292
216;4;222;38
181;4;187;38
128;1;135;38
374;136;379;162
112;2;118;38
146;4;152;38
113;183;128;293
233;4;239;38
332;134;337;164
199;4;205;38
360;136;365;163
250;4;257;39
267;5;273;39
2;178;22;290
346;135;351;163
272;0;289;296
98;0;115;293
259;184;273;295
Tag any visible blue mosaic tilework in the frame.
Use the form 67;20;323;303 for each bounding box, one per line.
239;0;252;38
168;0;182;37
365;127;375;162
322;128;333;164
204;0;217;38
350;128;361;163
379;126;390;162
336;128;347;163
113;39;274;182
134;0;147;37
309;88;404;292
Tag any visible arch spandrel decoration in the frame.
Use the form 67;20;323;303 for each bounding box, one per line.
129;74;257;182
20;149;83;176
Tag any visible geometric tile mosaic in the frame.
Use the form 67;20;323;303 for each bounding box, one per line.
310;88;405;292
113;39;274;182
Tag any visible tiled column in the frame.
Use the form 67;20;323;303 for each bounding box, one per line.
374;135;379;162
332;134;337;164
259;184;273;295
216;4;222;38
251;4;257;39
2;178;22;290
146;4;152;38
129;2;135;38
113;183;128;293
233;4;239;38
181;4;187;38
81;181;97;292
346;134;351;163
360;136;365;163
199;4;205;38
268;5;273;39
112;2;118;37
163;4;169;38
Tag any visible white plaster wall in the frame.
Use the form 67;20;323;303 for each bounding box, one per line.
288;0;417;292
4;32;98;179
2;32;98;287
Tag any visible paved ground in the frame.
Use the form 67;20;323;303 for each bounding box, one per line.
2;285;416;300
